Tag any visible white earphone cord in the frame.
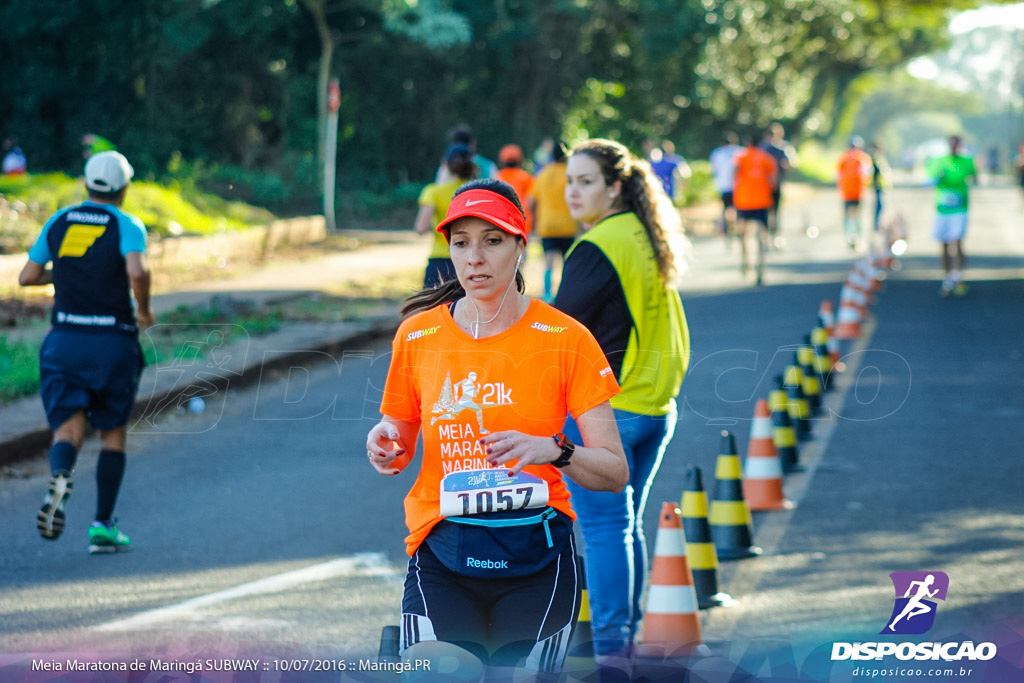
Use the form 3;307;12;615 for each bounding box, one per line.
469;253;521;339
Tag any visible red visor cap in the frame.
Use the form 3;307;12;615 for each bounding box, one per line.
436;189;528;244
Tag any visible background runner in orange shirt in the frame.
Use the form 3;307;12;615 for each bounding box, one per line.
732;133;778;284
837;135;872;249
529;142;577;301
496;144;535;236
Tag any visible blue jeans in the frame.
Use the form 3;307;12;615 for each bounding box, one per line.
563;401;678;655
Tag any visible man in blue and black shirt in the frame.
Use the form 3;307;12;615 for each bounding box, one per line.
19;150;153;554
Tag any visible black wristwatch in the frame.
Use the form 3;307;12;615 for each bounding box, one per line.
551;432;575;468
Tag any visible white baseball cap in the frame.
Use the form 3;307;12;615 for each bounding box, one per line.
85;151;134;192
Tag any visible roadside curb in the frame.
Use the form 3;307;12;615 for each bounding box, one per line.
0;316;400;469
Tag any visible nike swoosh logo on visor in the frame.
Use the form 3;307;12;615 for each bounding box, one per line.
464;199;492;206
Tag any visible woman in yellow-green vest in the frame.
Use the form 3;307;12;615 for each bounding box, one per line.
554;138;690;664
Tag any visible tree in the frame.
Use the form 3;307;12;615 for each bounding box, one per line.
844;72;984;144
298;0;470;189
693;0;1008;144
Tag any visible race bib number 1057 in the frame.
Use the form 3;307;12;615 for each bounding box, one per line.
439;469;550;517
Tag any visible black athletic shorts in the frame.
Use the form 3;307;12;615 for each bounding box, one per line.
424;257;457;289
540;237;575;256
736;208;769;225
39;328;143;430
400;535;580;672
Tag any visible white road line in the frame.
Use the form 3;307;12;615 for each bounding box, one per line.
93;553;399;632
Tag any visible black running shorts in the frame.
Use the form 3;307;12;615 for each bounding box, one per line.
400;535;581;672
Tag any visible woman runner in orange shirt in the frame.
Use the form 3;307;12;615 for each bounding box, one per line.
365;179;627;676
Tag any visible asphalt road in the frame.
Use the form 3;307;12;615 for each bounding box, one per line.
1;182;1022;682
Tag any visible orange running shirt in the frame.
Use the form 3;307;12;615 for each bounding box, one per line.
837;149;871;201
381;299;620;555
733;147;778;210
496;167;536;233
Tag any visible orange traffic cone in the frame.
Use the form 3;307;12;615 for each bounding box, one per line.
743;400;793;511
680;466;732;609
833;294;863;340
635;502;706;659
709;431;762;560
848;266;877;303
855;256;885;293
841;279;870;317
818;300;835;335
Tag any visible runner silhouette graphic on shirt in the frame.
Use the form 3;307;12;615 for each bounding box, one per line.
430;371;489;434
887;574;938;632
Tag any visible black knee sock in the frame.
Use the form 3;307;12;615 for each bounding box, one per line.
48;441;78;476
95;450;126;523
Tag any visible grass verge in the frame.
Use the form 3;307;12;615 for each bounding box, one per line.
0;290;402;406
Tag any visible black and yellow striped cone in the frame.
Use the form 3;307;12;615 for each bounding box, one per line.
797;340;823;415
781;370;812;441
811;325;834;391
709;431;762;560
680;465;733;609
769;383;804;473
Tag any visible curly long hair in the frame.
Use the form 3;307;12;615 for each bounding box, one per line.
569;138;685;284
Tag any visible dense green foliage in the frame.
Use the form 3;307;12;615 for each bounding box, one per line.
1;0;1015;215
0;335;40;402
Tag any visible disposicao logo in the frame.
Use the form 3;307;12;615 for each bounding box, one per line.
882;571;948;635
831;570;998;663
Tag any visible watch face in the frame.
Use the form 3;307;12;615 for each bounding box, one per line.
551;432;574;467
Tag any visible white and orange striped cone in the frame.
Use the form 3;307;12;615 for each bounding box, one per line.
856;256;885;293
818;300;836;335
743;400;793;511
833;293;864;340
848;264;877;301
840;279;870;317
635;502;707;660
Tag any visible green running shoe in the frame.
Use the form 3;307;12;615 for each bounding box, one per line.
88;521;132;554
37;472;73;540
